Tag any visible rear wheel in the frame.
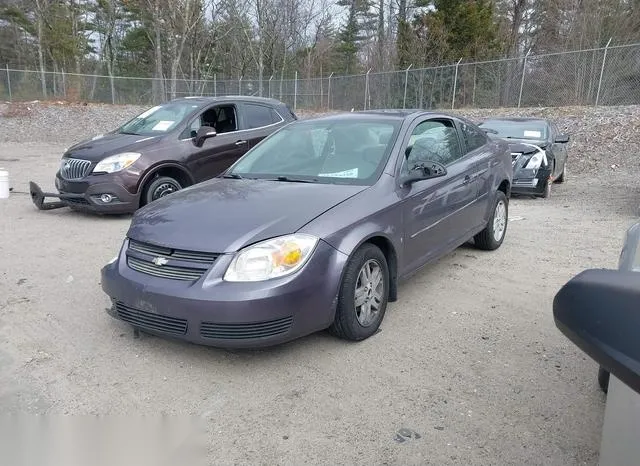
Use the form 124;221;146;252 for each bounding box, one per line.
143;176;182;206
329;243;389;341
474;190;508;251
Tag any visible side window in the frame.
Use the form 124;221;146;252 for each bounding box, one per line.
244;104;282;129
460;121;487;153
181;105;238;139
402;119;463;173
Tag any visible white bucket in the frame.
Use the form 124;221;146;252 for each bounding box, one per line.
0;169;9;199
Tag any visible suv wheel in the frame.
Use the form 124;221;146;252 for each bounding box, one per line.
144;176;182;205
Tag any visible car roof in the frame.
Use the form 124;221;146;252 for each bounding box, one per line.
169;95;287;106
301;109;456;123
481;117;549;125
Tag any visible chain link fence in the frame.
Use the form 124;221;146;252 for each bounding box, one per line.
1;43;639;110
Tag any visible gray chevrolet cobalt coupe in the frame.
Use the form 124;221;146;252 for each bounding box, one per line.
101;110;513;348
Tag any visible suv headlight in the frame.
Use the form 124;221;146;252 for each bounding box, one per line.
93;152;141;174
223;234;319;282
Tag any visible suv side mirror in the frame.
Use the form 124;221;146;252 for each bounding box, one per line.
194;126;217;147
400;161;447;187
553;268;640;396
555;134;569;143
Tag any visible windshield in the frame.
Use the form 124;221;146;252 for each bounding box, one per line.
117;102;199;136
479;120;548;140
228;118;401;185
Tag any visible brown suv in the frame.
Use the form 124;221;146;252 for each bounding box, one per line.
29;96;297;214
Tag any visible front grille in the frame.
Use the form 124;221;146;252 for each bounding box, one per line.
200;316;293;340
126;239;219;281
60;158;92;180
115;302;187;335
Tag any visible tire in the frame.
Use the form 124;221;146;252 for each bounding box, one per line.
556;163;566;183
598;366;610;394
474;190;508;251
540;177;551;198
329;243;390;341
143;176;182;206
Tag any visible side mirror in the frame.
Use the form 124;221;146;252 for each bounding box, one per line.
553;268;640;396
555;134;569;143
194;126;217;147
400;161;447;187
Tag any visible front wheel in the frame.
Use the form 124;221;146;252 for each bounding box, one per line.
329;243;390;341
143;176;182;206
474;190;508;251
556;163;566;183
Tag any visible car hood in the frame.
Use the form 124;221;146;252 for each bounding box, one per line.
488;135;548;150
64;132;163;162
127;178;368;253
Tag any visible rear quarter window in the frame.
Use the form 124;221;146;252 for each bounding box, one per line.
244;104;283;129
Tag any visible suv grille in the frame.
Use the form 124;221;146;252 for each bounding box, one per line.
126;239;219;281
60;158;92;180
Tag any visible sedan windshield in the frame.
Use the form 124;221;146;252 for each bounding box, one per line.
228;118;401;185
479;120;548;140
117;102;200;136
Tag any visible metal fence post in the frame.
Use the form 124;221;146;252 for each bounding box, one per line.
62;69;66;99
268;75;273;98
5;65;11;101
518;49;531;108
451;58;462;110
364;68;372;110
238;76;242;95
327;72;333;110
294;71;298;110
214;74;217;96
596;38;613;107
403;64;413;109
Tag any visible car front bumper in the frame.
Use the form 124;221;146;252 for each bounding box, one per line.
100;239;349;349
511;166;552;196
52;173;139;214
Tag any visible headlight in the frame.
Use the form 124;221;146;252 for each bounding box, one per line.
524;150;545;169
93;152;141;174
223;234;319;282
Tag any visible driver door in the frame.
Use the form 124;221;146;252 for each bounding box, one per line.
182;104;249;182
398;118;479;275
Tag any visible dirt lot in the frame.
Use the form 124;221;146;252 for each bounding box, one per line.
1;104;639;465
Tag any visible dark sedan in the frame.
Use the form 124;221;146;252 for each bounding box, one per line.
101;110;513;348
29;96;296;214
478;117;569;198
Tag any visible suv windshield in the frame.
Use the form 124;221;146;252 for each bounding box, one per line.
117;102;199;136
479;120;548;140
228;118;401;185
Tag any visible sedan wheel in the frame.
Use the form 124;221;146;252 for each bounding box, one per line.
329;243;389;341
354;259;385;327
474;190;508;251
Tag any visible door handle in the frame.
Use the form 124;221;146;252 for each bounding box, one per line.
463;175;471;185
235;140;247;146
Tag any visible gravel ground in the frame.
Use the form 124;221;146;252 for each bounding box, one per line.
1;102;639;465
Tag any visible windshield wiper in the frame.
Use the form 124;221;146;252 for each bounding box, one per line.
119;130;139;135
270;176;318;183
221;173;243;179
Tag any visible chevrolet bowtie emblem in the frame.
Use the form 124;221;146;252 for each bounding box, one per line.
152;257;169;266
